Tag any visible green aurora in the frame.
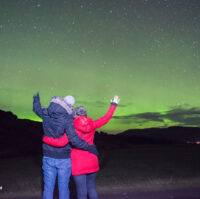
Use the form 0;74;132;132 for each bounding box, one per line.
0;0;200;133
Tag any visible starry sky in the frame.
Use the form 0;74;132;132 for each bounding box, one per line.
0;0;200;133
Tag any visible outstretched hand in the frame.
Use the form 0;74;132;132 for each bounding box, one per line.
111;95;120;104
88;145;99;156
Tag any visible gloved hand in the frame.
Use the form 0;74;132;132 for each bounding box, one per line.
33;92;40;101
33;92;39;98
87;145;99;156
111;95;120;104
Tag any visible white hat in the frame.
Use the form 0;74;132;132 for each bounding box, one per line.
63;95;75;107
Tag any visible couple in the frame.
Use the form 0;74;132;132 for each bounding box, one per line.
33;93;119;199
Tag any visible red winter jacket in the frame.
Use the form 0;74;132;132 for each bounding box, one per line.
43;103;117;175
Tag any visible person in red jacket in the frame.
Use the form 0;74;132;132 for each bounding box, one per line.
43;95;120;199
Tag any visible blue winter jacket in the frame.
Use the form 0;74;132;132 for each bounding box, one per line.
33;94;91;159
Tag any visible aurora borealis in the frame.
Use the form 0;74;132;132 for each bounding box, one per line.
0;0;200;133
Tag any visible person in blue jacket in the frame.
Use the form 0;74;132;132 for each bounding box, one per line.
33;93;97;199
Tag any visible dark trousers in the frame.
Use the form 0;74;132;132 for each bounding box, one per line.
73;172;98;199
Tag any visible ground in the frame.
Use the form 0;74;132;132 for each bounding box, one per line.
1;187;200;199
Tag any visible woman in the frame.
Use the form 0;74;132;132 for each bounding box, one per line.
43;95;120;199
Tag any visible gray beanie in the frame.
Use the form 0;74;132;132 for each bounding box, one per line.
75;106;87;116
63;95;75;107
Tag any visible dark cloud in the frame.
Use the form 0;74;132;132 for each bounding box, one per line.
164;107;200;125
135;112;163;122
117;104;129;107
113;106;200;126
113;112;164;126
112;114;135;120
76;100;128;108
113;112;163;122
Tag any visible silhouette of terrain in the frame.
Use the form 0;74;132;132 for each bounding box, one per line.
1;109;200;157
0;110;43;158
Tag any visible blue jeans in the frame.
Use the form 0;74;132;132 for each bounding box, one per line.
73;172;98;199
42;156;71;199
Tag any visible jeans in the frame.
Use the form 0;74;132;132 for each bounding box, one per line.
42;156;71;199
73;172;98;199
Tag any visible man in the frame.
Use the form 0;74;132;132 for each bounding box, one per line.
33;93;97;199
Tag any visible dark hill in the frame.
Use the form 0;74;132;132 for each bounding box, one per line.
117;127;200;144
0;110;200;157
0;110;43;158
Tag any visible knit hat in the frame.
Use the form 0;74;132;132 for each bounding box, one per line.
75;106;87;116
63;95;75;107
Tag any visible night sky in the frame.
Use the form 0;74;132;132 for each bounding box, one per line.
0;0;200;133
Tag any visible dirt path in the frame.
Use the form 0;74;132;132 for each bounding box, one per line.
1;187;200;199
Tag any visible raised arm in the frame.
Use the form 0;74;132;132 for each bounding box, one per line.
33;93;44;118
43;133;69;147
93;95;119;129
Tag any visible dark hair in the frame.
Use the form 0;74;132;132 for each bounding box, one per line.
75;106;87;116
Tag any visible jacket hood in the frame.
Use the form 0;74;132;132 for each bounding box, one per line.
47;96;74;117
74;116;94;133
